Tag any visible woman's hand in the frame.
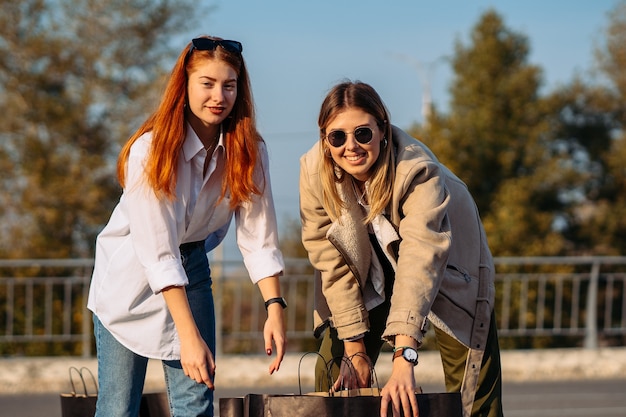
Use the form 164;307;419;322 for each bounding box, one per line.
380;359;419;417
264;303;286;374
257;276;287;374
380;336;419;417
179;330;216;389
161;285;215;388
331;351;372;391
330;339;372;391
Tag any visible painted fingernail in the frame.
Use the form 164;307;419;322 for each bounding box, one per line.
266;349;272;355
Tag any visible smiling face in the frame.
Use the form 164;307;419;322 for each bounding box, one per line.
186;58;238;141
324;108;384;182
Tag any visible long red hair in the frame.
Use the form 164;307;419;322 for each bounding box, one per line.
117;36;263;208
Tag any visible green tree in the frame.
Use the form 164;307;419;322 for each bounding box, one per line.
413;10;575;256
540;80;620;255
407;7;625;348
566;0;626;255
0;0;204;258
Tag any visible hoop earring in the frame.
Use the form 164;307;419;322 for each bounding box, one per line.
382;137;388;148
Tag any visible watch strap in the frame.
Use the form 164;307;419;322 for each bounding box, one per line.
264;297;287;310
392;346;418;365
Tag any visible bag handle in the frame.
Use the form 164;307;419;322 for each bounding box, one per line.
68;366;98;397
347;351;380;393
328;352;381;397
298;351;334;395
297;351;380;396
325;354;359;394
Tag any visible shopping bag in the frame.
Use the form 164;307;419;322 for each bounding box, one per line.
244;391;462;417
219;392;462;417
139;392;171;417
59;366;97;417
59;366;171;417
219;396;245;417
218;352;463;417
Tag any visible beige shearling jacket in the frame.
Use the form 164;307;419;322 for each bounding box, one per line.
299;126;495;416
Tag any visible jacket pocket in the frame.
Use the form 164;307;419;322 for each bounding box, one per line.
438;264;480;317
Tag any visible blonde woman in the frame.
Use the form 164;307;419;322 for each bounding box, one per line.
300;81;503;417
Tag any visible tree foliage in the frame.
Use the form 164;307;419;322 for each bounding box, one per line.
401;5;626;349
527;1;626;256
0;0;203;258
412;7;626;257
412;10;563;256
568;0;626;255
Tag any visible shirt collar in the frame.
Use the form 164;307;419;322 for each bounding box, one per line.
182;122;224;162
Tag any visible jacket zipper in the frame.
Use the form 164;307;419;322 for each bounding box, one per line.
447;264;472;283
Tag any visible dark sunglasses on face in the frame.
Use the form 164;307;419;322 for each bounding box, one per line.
326;126;374;147
189;38;243;55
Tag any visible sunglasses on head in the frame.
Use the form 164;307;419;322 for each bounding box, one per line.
189;38;243;55
326;126;374;147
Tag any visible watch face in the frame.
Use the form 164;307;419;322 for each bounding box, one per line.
403;348;418;362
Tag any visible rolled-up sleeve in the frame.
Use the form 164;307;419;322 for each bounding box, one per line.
124;139;188;293
383;158;452;344
235;143;285;283
299;149;369;340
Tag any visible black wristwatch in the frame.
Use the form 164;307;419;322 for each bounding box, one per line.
264;297;287;310
392;346;418;366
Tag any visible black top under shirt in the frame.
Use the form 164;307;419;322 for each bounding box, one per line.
368;232;395;300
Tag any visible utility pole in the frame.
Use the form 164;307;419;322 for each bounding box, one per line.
393;53;447;128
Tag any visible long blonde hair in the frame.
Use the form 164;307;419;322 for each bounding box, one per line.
117;36;263;208
317;81;395;223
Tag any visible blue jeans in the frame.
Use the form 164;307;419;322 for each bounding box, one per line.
94;243;216;417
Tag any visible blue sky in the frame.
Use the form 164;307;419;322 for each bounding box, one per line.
198;0;619;258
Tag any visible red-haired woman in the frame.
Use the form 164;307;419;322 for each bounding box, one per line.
87;36;287;417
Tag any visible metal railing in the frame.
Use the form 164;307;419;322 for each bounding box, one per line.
0;256;625;357
493;256;626;349
0;259;94;356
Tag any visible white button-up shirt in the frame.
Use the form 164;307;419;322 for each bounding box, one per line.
87;125;284;359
